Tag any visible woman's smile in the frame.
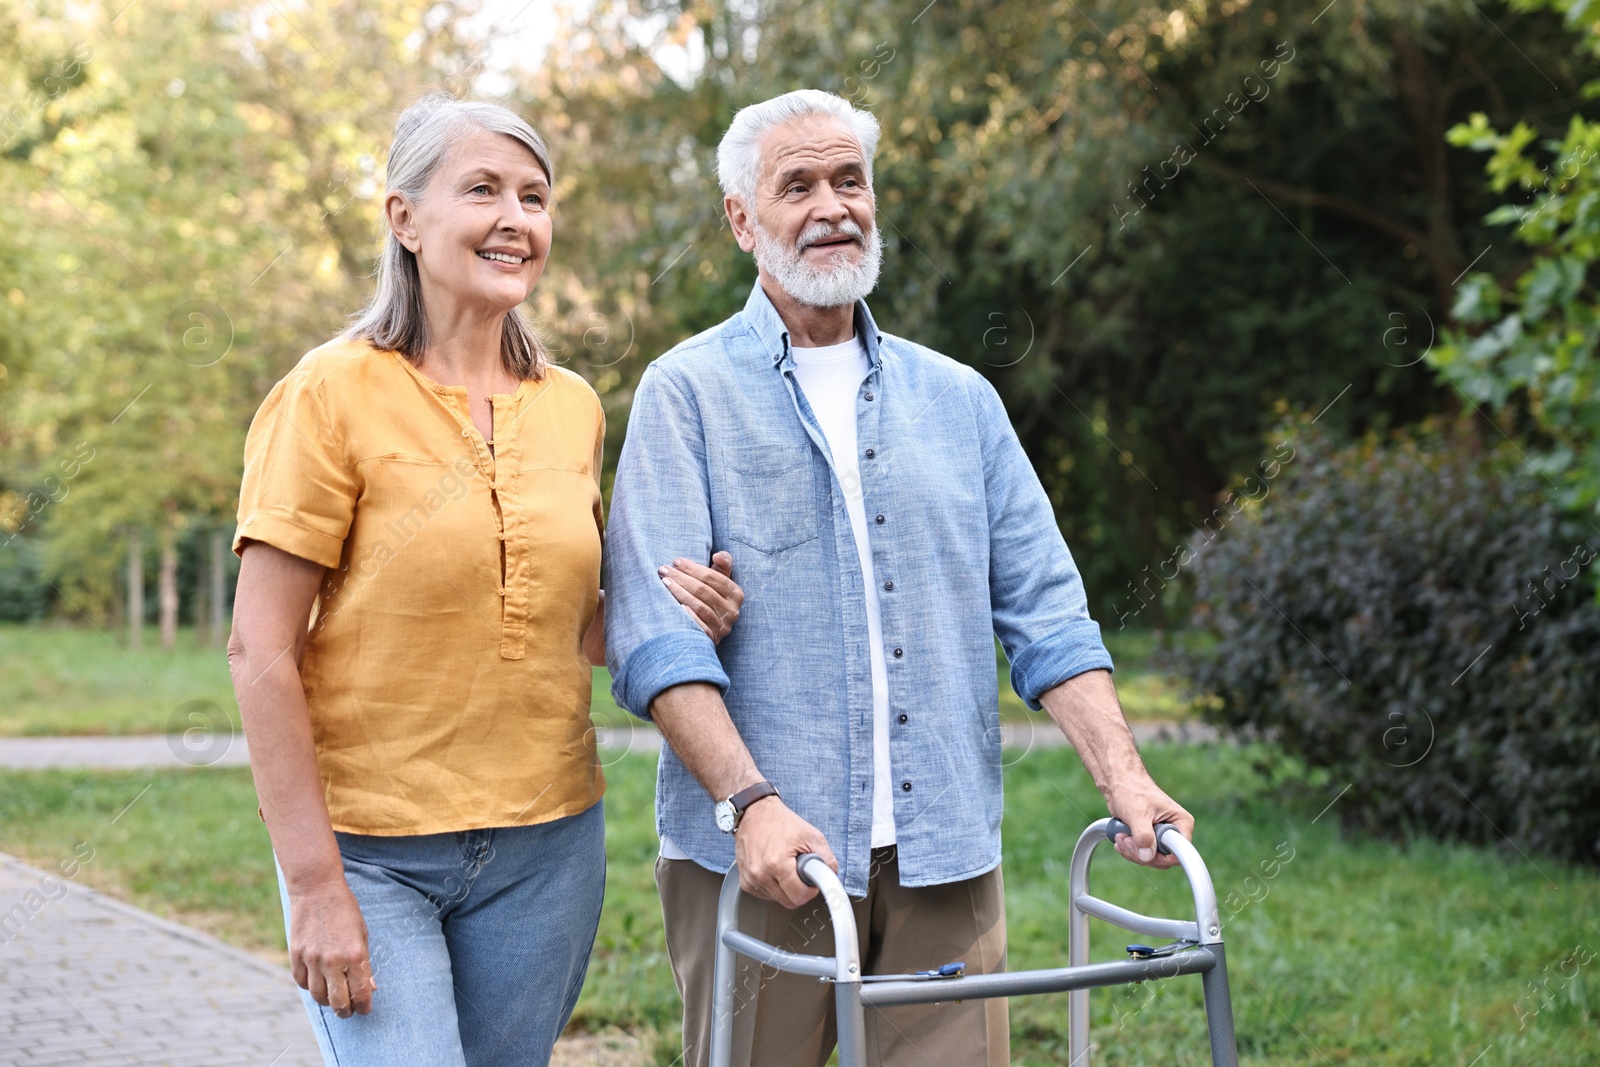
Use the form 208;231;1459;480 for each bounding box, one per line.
476;247;530;268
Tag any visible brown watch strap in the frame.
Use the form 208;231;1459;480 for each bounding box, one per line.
729;780;779;817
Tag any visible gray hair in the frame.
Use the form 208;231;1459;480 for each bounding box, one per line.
716;90;880;206
344;91;553;379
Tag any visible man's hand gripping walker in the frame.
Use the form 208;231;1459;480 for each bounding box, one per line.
708;818;1239;1066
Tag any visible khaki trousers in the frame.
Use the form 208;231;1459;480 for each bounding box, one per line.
656;847;1010;1067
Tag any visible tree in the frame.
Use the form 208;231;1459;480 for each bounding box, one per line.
0;0;493;628
530;0;1591;616
1434;0;1600;531
4;0;1593;629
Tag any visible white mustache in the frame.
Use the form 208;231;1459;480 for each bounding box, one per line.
797;220;867;250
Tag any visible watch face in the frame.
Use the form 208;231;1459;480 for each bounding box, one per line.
715;799;736;834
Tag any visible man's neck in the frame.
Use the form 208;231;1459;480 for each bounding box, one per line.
758;274;856;348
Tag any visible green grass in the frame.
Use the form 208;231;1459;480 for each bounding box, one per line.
0;622;1190;735
0;747;1593;1065
0;622;638;736
0;765;282;949
0;622;239;736
1002;746;1600;1065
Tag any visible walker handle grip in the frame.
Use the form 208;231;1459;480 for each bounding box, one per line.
796;852;829;886
1105;819;1177;856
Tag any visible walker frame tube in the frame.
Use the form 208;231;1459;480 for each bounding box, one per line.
706;818;1239;1067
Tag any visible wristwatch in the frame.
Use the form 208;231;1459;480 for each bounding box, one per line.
715;781;780;834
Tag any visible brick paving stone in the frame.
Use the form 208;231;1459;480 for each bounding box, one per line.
0;851;321;1067
0;851;652;1066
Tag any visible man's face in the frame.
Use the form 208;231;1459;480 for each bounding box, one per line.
728;114;883;309
749;114;876;267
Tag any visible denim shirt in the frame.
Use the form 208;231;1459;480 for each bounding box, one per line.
603;282;1113;895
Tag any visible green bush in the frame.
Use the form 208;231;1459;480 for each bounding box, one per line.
0;537;50;621
1178;424;1600;863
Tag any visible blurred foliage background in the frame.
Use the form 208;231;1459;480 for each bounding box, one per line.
3;10;1600;1058
1;0;1597;638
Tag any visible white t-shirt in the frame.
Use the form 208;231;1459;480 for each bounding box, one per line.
658;334;895;861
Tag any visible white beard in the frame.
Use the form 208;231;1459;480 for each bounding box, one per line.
752;216;883;310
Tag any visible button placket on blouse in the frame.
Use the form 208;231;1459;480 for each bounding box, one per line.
451;395;494;478
446;391;518;656
492;391;527;659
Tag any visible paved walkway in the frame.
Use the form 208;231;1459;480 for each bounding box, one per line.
0;850;647;1066
0;850;320;1066
0;720;1217;771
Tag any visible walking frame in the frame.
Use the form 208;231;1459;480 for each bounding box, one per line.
708;818;1239;1066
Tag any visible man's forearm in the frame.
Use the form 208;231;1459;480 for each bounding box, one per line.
1038;668;1146;796
650;682;763;801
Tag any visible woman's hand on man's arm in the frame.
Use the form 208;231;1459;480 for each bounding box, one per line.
660;550;744;643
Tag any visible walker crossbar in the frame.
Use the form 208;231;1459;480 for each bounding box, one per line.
706;818;1239;1067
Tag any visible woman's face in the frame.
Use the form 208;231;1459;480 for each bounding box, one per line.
393;127;553;321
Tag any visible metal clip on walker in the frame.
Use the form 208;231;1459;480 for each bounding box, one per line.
859;961;965;983
707;818;1239;1067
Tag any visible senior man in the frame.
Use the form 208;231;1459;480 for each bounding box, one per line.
604;89;1193;1067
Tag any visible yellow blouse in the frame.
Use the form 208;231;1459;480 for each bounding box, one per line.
233;337;605;835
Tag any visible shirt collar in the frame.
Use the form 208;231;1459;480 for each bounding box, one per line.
743;280;884;371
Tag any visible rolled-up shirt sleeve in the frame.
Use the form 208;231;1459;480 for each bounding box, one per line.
603;363;730;719
967;371;1113;710
233;370;357;569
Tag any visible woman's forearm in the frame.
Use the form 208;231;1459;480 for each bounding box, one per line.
232;646;345;891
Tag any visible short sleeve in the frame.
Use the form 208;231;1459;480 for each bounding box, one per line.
233;370;358;569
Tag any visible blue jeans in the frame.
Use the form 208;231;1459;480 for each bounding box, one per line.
274;800;606;1067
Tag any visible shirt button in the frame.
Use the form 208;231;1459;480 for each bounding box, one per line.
865;392;875;402
875;514;885;525
901;780;912;792
893;648;904;658
898;713;908;724
496;532;506;541
461;428;471;437
883;580;894;591
864;448;875;459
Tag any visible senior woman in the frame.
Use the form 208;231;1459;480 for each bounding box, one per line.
227;93;742;1067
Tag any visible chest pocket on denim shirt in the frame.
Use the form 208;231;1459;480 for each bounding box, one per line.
724;445;820;554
